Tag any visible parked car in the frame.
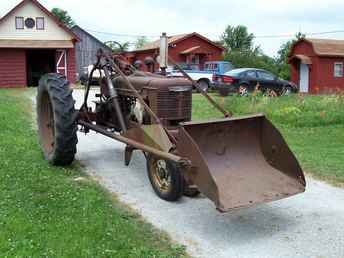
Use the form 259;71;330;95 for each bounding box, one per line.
169;61;234;91
213;68;298;96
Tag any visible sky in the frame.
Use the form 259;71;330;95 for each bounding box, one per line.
1;0;344;57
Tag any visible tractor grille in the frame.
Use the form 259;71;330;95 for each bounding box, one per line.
156;88;192;120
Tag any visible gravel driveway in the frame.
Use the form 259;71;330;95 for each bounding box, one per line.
74;89;344;258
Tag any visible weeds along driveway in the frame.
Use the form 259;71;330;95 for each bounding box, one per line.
74;89;344;258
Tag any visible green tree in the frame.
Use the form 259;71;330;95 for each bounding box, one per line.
221;25;278;75
51;8;75;28
275;41;293;80
221;25;255;52
135;36;148;49
105;41;130;53
225;50;279;75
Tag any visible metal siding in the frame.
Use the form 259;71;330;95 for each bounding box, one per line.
72;27;111;79
0;48;26;87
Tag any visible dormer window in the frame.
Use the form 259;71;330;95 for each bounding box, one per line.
36;17;44;30
15;17;24;29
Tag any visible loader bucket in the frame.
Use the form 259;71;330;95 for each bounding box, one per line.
177;114;306;212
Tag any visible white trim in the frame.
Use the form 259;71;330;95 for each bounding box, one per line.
64;50;67;77
334;62;343;77
56;49;67;77
56;51;63;65
0;1;73;41
0;39;74;48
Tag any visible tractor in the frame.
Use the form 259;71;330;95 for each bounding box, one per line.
36;49;305;212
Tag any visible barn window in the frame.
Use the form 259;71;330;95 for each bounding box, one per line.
15;17;24;29
36;17;45;30
334;62;343;77
25;18;35;29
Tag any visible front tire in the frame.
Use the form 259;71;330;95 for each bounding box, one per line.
37;73;78;166
146;155;185;201
197;79;209;92
184;184;200;197
281;85;293;96
238;84;249;96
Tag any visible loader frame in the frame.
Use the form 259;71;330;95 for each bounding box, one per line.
77;49;229;167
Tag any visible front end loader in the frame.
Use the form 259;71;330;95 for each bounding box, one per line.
36;49;305;212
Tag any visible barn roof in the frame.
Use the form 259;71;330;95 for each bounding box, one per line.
307;38;344;57
291;38;344;57
0;0;80;41
71;25;112;52
133;32;224;52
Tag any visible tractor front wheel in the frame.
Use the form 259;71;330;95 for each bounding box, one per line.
146;155;185;201
184;184;201;197
37;73;78;166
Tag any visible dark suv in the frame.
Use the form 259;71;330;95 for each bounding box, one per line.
213;68;298;96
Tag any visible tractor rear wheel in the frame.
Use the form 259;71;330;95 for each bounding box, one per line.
37;73;78;166
146;154;185;201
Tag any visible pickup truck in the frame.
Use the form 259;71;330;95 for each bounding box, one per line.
168;61;234;91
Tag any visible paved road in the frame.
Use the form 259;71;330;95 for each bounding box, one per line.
74;89;344;258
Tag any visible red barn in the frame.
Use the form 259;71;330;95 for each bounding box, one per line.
0;0;79;88
126;32;224;71
289;38;344;94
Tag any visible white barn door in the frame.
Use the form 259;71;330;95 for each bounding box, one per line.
299;64;309;93
56;50;67;76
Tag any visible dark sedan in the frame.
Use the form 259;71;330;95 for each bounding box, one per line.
213;68;298;96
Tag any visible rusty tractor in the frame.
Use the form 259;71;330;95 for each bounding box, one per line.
36;49;306;212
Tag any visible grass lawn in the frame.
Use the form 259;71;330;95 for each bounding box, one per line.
192;92;344;185
0;88;188;258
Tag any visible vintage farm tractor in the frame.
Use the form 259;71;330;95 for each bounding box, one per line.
36;49;306;212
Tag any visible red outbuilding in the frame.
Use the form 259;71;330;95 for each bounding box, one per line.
0;0;79;88
289;38;344;93
126;32;224;71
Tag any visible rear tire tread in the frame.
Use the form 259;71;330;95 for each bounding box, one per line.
37;73;78;166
